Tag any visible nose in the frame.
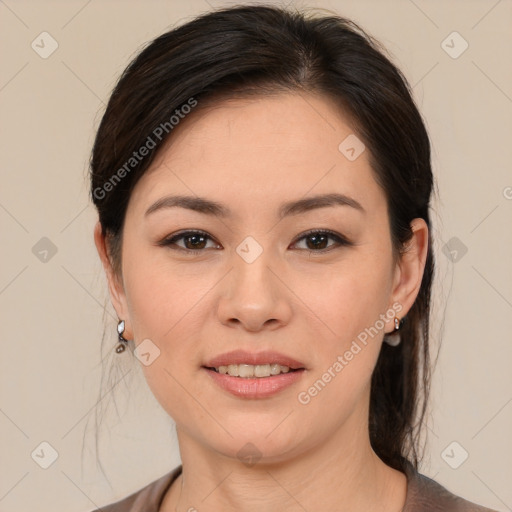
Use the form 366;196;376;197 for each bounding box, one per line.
216;247;293;333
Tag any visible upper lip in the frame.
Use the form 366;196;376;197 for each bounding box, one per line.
203;350;306;370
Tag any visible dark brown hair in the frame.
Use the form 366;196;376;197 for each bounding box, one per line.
90;4;434;473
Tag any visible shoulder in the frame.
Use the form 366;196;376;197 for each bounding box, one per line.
404;462;498;512
88;465;182;512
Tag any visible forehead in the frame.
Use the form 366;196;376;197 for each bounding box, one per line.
128;92;385;220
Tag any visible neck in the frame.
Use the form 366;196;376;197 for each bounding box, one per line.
162;413;407;512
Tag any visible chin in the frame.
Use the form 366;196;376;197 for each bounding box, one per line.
204;424;309;466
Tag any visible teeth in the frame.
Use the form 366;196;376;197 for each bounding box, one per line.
216;363;293;378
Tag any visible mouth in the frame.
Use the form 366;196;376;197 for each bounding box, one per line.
203;363;303;378
201;350;307;398
202;349;306;377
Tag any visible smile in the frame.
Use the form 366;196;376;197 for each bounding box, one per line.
208;363;298;378
202;366;306;399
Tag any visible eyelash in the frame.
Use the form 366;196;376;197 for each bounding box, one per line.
158;228;353;255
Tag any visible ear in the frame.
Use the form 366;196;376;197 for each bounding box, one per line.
93;221;132;338
388;218;429;331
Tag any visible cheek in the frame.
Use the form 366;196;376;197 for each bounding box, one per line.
121;252;215;426
293;266;391;424
292;251;393;348
122;240;215;342
290;248;393;412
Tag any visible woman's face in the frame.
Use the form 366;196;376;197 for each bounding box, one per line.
98;92;426;464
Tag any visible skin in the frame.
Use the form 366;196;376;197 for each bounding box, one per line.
94;92;429;511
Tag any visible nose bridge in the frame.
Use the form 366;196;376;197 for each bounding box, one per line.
232;233;278;300
216;233;291;330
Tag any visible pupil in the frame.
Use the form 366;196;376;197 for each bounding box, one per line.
307;234;327;250
187;234;206;249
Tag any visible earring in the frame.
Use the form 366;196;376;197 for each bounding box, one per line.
383;316;404;347
115;320;129;353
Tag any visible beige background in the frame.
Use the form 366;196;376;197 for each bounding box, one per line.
1;0;511;511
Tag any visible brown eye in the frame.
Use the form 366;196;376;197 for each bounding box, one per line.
159;230;219;253
292;229;352;253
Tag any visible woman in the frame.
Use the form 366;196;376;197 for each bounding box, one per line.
89;5;497;511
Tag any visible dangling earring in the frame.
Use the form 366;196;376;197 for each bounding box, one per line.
383;316;404;347
115;320;129;353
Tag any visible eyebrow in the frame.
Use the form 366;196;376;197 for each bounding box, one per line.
144;192;365;219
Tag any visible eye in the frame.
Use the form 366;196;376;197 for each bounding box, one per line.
158;230;220;254
291;229;352;254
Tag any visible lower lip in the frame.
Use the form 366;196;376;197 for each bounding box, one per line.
202;367;305;398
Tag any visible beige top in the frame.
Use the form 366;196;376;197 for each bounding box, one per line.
91;463;497;511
